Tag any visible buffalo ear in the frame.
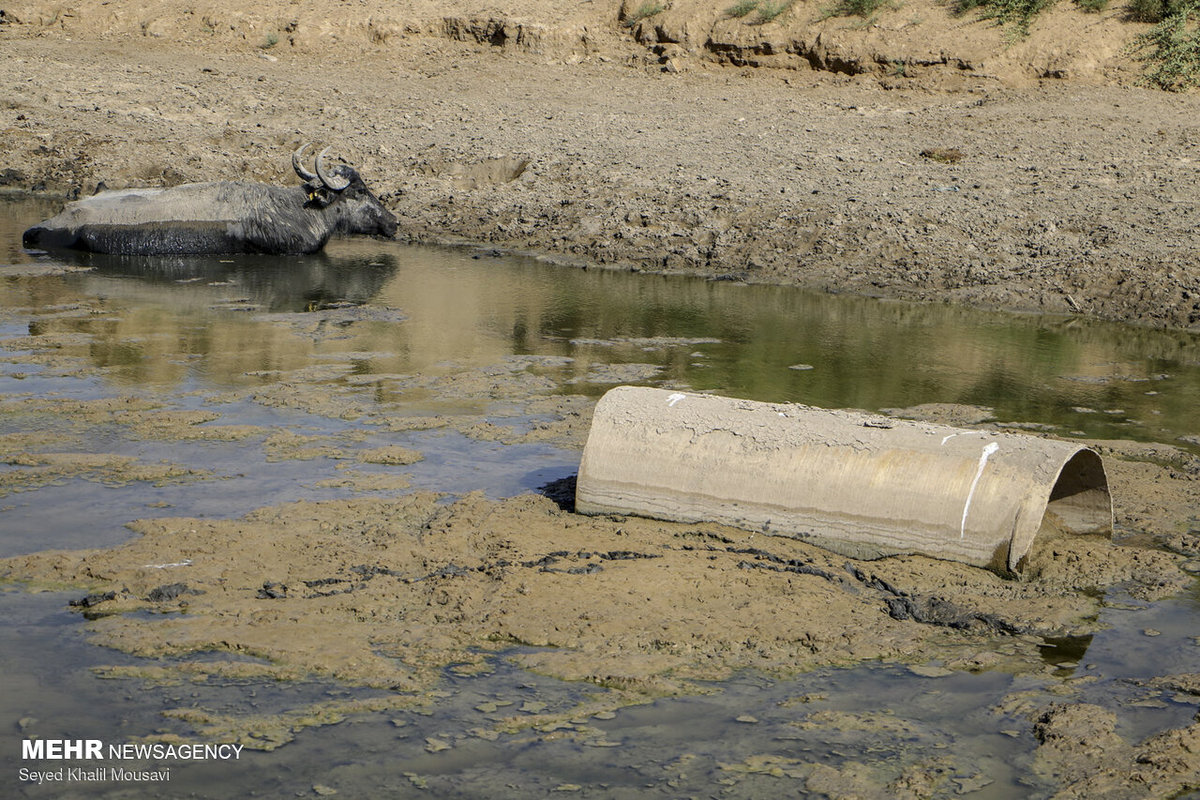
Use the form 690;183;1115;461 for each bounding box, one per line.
304;184;336;208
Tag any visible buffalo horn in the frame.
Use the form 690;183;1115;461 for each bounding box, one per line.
315;147;350;192
292;143;319;181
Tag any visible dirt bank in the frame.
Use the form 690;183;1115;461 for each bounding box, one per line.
3;1;1200;329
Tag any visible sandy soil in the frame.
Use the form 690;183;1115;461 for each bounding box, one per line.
3;0;1200;330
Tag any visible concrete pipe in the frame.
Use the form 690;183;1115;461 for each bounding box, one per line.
575;386;1112;574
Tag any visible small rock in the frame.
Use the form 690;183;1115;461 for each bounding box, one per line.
69;591;116;608
257;582;287;599
147;582;197;602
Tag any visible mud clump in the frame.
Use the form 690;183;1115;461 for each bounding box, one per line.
68;591;117;609
146;582;201;602
1032;703;1129;785
1031;702;1200;798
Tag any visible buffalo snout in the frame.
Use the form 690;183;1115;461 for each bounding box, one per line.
376;205;399;238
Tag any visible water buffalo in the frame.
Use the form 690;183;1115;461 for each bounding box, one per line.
22;145;398;255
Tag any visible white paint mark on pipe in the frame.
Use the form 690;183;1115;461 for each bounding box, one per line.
666;393;687;407
960;442;1000;539
943;431;990;446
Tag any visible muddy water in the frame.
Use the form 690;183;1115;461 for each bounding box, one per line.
2;196;1200;798
5;199;1200;447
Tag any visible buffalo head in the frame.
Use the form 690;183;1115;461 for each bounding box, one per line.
293;144;398;240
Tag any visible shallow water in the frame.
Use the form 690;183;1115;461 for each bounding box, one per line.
5;198;1200;447
3;585;1198;798
2;196;1199;798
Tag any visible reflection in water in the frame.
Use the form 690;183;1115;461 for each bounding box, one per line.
8;200;1200;443
1038;633;1096;675
70;247;401;313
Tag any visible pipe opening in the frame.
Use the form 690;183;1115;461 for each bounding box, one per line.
1046;449;1112;535
1012;448;1113;573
